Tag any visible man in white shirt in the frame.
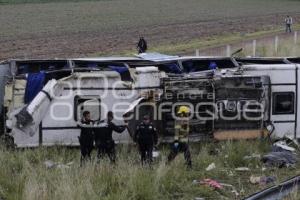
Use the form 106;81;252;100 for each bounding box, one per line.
285;15;293;33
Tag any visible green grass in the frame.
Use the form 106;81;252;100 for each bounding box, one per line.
0;140;299;200
92;26;300;57
235;31;300;57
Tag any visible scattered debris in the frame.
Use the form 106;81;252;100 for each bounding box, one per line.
235;167;250;172
250;175;276;185
228;171;234;176
261;145;298;168
193;178;239;196
193;179;223;189
281;136;300;150
57;162;74;169
244;175;300;200
220;183;234;188
44;160;74;169
152;150;160;158
44;160;56;169
231;189;240;197
243;154;261;160
273;141;296;152
205;163;216;171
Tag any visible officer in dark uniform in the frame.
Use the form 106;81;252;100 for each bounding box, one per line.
94;111;127;163
78;111;94;165
135;115;158;165
137;36;148;53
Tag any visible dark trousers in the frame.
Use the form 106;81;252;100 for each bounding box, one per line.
79;136;93;164
96;140;116;163
138;142;153;164
167;142;192;167
138;45;147;53
286;24;292;33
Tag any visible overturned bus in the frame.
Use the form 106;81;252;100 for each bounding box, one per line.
1;54;300;147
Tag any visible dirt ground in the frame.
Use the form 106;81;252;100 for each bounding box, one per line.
0;2;300;59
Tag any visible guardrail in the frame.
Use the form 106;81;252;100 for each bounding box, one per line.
244;175;300;200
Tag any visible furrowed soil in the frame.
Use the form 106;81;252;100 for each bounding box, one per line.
0;0;300;59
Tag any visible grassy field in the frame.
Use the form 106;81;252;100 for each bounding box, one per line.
0;140;299;200
200;29;300;57
105;27;300;57
240;36;300;57
1;1;300;200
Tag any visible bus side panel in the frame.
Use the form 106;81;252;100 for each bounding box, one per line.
0;63;11;135
244;66;296;139
296;65;300;139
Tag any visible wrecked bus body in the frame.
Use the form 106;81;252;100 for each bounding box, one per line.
159;72;270;141
1;55;300;147
3;58;162;147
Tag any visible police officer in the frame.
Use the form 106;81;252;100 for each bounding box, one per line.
167;106;192;168
135;115;158;165
94;111;127;163
78;111;94;165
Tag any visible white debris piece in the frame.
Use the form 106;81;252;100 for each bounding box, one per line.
243;154;261;160
206;162;216;171
44;160;56;169
44;160;74;169
152;150;160;158
273;141;296;152
235;167;250;172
